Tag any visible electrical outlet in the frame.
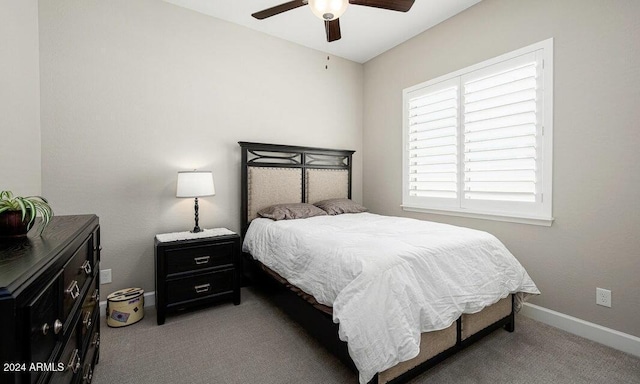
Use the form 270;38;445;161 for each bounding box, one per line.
596;288;611;308
100;269;112;284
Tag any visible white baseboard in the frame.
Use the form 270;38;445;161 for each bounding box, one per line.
521;303;640;358
100;290;156;317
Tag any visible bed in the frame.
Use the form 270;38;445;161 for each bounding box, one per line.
238;141;539;384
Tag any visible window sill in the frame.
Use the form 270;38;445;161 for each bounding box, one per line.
401;205;554;227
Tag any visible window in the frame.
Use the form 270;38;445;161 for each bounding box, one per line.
402;39;553;226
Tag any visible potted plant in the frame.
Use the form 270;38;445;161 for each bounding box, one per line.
0;191;54;238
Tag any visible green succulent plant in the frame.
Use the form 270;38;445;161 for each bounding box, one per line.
0;190;54;235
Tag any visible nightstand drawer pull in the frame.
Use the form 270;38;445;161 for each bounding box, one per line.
66;280;80;300
194;283;211;294
194;256;210;265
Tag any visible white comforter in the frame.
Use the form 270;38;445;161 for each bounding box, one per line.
243;213;539;383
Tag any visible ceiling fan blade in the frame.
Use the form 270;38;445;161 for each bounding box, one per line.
325;19;342;42
348;0;414;12
252;0;307;20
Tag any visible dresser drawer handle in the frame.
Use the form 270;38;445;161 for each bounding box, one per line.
91;332;100;347
194;283;211;294
83;366;93;384
91;289;99;302
194;256;210;265
66;280;80;300
81;260;92;275
83;311;93;330
67;349;81;373
41;323;50;335
54;319;63;335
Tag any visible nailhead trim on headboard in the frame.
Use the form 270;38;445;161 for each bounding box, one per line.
248;167;302;222
305;169;349;204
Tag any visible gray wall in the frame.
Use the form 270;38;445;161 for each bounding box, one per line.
363;0;640;337
38;0;363;292
0;0;41;196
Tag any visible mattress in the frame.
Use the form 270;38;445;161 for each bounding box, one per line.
243;213;539;383
259;261;333;316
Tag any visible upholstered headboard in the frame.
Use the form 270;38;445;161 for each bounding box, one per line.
239;142;355;236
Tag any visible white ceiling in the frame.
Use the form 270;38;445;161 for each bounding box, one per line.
163;0;481;63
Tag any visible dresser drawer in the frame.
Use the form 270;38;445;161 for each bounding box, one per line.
165;241;234;276
49;315;81;384
80;325;99;384
166;269;234;305
78;278;99;350
25;272;62;384
62;235;93;323
91;227;101;269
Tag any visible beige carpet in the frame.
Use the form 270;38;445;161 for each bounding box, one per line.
93;287;640;384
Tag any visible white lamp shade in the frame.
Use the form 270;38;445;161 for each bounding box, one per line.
308;0;348;21
176;171;215;198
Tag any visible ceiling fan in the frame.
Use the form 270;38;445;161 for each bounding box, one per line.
252;0;415;42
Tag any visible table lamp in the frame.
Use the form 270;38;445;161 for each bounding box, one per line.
176;170;215;233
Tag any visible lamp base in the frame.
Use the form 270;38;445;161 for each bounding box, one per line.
191;197;202;233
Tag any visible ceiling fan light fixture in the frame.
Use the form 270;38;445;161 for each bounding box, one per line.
309;0;348;21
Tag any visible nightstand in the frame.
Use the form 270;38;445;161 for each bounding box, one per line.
154;229;241;325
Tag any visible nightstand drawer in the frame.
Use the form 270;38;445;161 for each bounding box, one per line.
165;242;234;276
166;269;234;305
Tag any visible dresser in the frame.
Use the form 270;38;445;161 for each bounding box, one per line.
154;231;241;325
0;215;100;384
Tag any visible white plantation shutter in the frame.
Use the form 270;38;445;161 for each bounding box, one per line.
462;54;541;208
403;39;553;224
403;79;460;207
404;79;459;208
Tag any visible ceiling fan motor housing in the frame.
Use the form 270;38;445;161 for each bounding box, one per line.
309;0;348;21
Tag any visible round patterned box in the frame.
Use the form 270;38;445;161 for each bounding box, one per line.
106;288;144;327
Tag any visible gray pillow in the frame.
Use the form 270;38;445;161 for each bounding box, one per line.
313;198;368;215
257;203;328;221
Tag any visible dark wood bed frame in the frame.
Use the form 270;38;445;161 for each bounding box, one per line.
238;141;515;384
